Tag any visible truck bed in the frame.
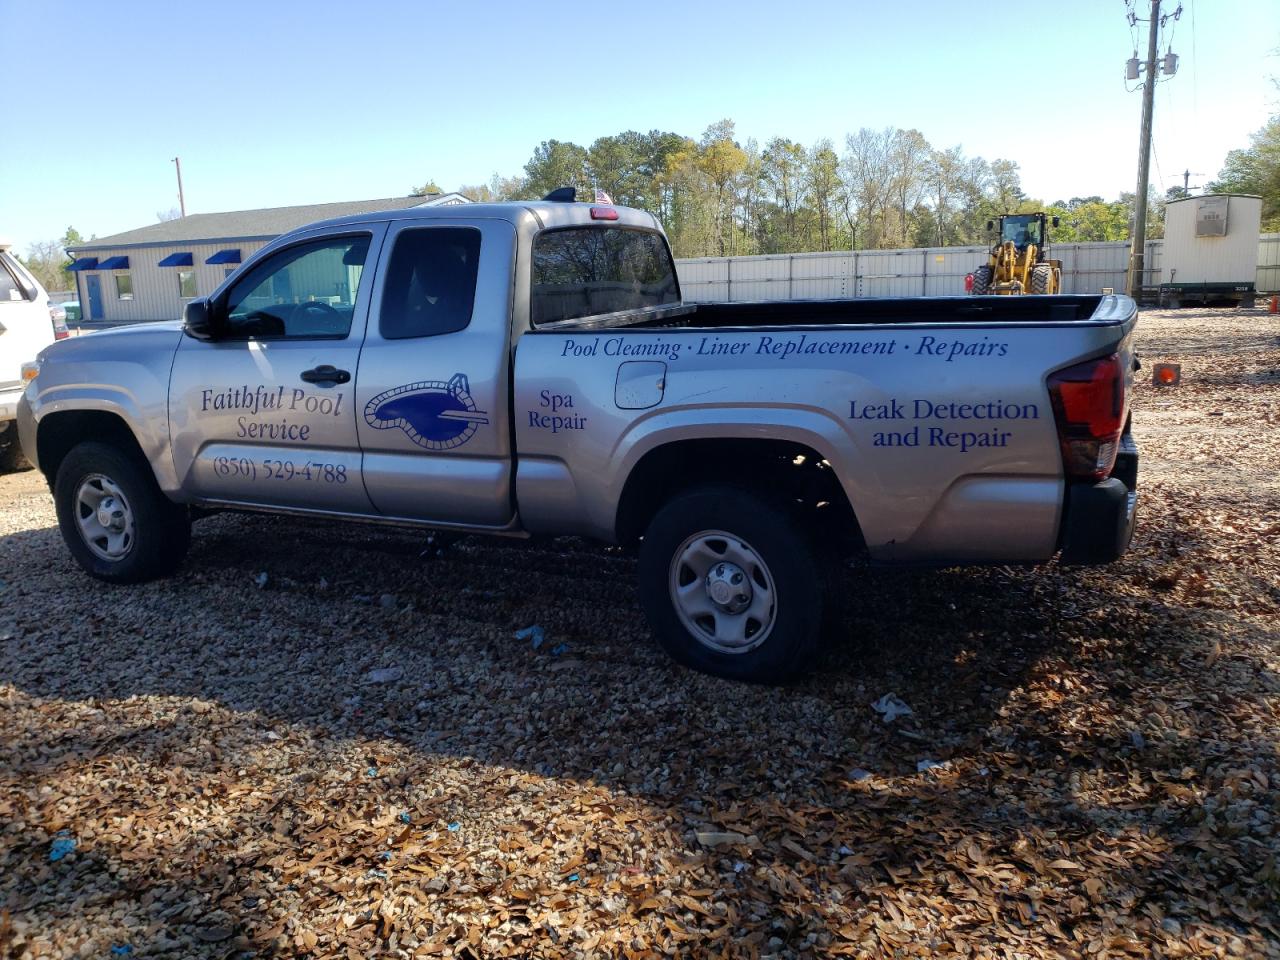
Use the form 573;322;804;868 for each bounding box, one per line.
559;295;1122;332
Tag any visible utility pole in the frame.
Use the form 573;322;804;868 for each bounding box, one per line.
172;156;187;218
1128;0;1160;300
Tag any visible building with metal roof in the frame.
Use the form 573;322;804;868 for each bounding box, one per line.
66;193;470;324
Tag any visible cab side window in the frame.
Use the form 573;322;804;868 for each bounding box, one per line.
379;228;481;339
224;235;370;339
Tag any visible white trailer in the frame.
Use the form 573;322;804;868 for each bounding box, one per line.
1160;194;1262;307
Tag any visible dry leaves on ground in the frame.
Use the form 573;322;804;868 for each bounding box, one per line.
1;307;1277;959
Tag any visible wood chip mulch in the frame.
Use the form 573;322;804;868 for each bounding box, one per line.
1;307;1277;959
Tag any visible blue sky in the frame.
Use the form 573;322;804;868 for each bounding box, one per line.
2;0;1276;249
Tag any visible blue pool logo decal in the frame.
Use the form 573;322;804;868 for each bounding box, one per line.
364;374;489;450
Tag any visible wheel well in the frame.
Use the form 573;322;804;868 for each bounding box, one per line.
615;438;864;552
37;411;146;485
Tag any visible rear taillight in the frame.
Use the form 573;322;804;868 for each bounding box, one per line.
1047;353;1125;481
50;309;69;340
589;206;619;220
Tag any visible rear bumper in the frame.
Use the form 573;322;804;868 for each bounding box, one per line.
1058;435;1138;565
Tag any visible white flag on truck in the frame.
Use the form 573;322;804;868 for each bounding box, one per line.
594;189;613;204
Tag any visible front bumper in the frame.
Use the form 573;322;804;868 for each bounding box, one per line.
1058;434;1138;565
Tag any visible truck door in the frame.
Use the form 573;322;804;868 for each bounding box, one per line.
355;218;515;527
168;225;385;512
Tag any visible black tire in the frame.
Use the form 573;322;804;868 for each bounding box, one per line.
1030;263;1055;295
54;441;190;583
0;426;31;473
971;265;992;296
638;485;825;682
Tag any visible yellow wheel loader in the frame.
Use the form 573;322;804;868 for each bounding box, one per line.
968;213;1063;295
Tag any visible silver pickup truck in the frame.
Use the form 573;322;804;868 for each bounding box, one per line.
17;197;1139;681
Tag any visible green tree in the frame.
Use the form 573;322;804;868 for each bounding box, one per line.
410;181;443;197
759;137;808;252
925;146;966;246
22;227;84;293
587;132;649;207
1209;113;1280;229
887;129;930;247
840;127;895;249
988;159;1025;213
20;240;67;293
696;120;749;257
1119;188;1165;240
1047;201;1131;242
522;140;591;201
806;140;843;251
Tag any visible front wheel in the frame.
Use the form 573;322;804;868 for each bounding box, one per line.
54;441;191;583
1030;263;1058;294
970;265;992;295
638;486;826;682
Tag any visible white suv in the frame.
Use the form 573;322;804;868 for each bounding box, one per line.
1;240;67;470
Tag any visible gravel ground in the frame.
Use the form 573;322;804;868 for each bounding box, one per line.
2;307;1278;959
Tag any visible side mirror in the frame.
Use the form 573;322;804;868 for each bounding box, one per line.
183;298;222;340
1051;216;1060;228
986;220;994;232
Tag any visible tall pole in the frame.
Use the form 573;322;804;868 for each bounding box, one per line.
172;157;187;218
1128;0;1160;299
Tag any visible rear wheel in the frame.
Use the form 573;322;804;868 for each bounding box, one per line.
54;441;190;583
638;485;825;682
1030;263;1057;294
971;265;992;295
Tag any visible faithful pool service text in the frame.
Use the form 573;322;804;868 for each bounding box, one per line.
201;385;346;442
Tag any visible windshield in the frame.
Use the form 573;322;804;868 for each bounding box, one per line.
1000;216;1043;248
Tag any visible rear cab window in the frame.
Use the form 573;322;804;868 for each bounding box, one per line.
531;227;679;326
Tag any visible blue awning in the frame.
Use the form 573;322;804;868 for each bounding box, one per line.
98;256;130;270
157;252;193;267
205;248;241;265
67;257;99;272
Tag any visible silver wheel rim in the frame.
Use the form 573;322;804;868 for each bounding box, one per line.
75;473;136;562
669;529;776;654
